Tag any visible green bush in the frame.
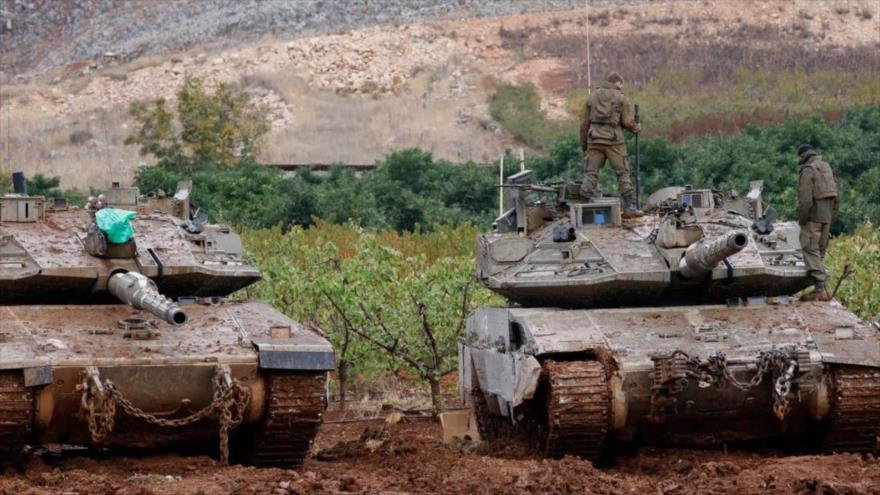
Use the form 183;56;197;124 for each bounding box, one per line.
827;223;880;320
135;148;498;231
489;83;572;150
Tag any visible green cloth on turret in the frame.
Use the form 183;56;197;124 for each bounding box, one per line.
95;208;137;244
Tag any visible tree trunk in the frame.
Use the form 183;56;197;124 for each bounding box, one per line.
428;376;443;416
338;360;349;411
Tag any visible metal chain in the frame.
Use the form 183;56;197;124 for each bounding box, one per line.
79;365;251;464
653;349;798;421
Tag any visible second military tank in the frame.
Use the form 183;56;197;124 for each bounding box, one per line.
460;171;880;461
0;174;334;467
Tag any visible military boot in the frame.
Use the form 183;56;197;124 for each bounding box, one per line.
621;195;644;219
800;281;832;302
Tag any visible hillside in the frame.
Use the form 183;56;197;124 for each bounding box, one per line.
0;0;878;190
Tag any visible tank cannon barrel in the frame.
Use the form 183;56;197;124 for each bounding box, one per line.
678;231;748;279
108;272;188;326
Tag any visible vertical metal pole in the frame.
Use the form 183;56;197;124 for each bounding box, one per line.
634;104;641;209
585;0;591;94
499;155;505;217
519;148;525;172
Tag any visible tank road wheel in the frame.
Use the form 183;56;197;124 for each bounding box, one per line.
237;371;327;468
824;366;880;454
0;371;33;466
538;360;609;462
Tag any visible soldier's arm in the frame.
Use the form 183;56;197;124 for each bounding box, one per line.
798;167;815;225
620;95;641;134
832;174;840;215
579;99;590;152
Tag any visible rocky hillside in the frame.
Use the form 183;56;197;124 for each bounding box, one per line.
0;0;877;191
0;0;597;78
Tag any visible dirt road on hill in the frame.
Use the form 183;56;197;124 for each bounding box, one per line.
2;420;879;495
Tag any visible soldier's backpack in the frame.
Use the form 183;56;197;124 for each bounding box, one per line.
588;88;622;126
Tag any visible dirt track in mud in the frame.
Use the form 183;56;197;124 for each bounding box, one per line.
2;420;879;495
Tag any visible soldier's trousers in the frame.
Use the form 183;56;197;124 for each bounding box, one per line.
580;143;634;199
799;221;831;283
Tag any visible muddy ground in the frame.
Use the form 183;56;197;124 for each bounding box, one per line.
1;420;879;495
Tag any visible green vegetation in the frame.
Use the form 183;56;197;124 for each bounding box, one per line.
4;173;89;205
827;223;880;320
242;223;502;411
135;148;498;231
489;83;567;150
126;76;270;172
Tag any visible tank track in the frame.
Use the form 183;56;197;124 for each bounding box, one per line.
242;371;327;468
0;371;33;466
540;360;609;461
472;387;513;442
824;366;880;454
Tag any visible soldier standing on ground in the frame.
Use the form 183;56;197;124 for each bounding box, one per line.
797;144;838;302
579;72;642;217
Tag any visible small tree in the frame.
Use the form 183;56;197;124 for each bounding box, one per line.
319;233;481;414
242;223;499;414
242;224;380;411
126;76;270;172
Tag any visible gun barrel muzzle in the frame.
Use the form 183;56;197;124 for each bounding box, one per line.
678;231;749;280
108;271;187;326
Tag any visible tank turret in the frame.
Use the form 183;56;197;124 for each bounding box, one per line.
678;231;748;279
0;177;261;303
476;178;810;307
108;271;187;325
461;173;880;464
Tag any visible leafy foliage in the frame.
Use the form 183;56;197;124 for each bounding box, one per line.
21;173;87;205
136;148;498;231
242;223;502;410
827;223;880;320
489;83;568;150
25;174;62;197
0;174;12;193
126;76;270;172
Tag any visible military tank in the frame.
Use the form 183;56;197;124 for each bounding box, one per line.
0;173;334;467
460;171;880;461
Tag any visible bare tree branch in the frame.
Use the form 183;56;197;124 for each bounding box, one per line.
410;294;440;367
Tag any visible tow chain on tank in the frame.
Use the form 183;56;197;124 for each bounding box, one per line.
79;365;251;464
650;349;798;422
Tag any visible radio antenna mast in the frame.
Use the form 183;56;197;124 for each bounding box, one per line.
585;0;592;94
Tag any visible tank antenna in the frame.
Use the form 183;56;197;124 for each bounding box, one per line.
499;154;505;217
585;0;592;95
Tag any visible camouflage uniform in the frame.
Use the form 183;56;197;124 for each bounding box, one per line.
798;149;838;285
579;81;641;205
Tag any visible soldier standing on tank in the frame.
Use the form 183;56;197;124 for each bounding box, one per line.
797;144;838;302
579;72;642;217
